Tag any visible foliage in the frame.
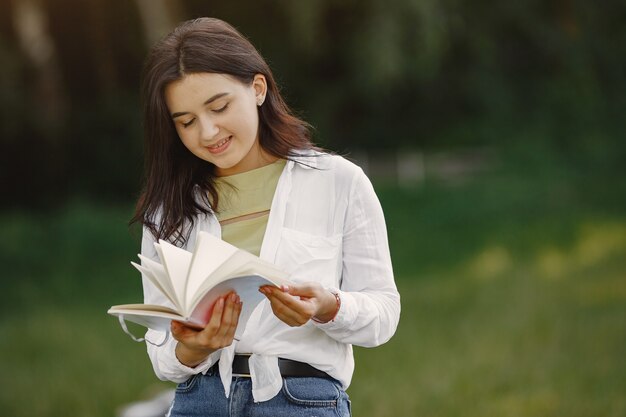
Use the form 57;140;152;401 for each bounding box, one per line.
1;0;625;206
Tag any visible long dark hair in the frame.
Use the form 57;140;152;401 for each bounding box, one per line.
132;17;316;245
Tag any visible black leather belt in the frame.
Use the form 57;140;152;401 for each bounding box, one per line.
227;354;329;378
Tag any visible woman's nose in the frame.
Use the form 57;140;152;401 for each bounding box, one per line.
199;116;219;141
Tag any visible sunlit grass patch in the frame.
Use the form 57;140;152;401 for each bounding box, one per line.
351;255;626;417
466;245;513;280
0;306;172;417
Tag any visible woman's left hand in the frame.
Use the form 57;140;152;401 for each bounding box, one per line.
259;283;338;326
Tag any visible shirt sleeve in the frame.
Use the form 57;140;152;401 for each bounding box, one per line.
313;169;401;347
140;226;219;382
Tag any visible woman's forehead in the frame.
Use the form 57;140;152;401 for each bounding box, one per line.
165;73;245;109
168;73;241;95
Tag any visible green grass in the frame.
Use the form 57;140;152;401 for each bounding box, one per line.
351;253;626;417
1;153;624;416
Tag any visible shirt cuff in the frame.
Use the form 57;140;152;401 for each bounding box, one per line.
157;337;219;382
311;289;356;331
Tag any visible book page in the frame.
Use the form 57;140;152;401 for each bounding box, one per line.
230;259;290;283
109;303;180;314
189;256;290;311
196;251;287;289
184;231;238;307
137;254;183;310
192;251;257;302
187;275;276;337
157;239;193;307
107;304;202;332
131;261;180;310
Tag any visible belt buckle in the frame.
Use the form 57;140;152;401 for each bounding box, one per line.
232;372;251;378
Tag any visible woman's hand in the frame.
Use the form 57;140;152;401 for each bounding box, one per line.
172;292;242;367
259;283;338;327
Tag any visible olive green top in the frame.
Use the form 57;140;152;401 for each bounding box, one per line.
214;159;286;256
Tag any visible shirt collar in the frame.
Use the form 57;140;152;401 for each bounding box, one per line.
288;149;324;170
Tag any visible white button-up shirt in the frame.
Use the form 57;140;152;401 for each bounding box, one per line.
141;152;401;402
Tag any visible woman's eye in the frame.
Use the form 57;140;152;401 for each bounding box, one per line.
213;103;229;113
182;119;195;128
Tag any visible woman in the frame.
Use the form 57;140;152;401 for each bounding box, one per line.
133;17;400;416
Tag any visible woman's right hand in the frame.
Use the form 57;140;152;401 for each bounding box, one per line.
172;292;242;367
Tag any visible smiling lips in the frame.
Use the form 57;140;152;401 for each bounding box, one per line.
207;136;232;154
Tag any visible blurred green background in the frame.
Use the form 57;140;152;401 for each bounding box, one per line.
1;1;625;416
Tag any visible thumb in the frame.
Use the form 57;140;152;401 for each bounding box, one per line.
285;282;317;298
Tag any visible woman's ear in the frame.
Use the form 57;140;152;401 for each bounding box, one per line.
252;74;267;106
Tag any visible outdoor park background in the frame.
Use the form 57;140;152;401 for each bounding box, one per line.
1;1;625;416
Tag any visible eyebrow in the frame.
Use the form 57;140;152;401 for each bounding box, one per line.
170;92;230;119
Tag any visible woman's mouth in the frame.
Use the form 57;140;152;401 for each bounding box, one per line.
207;136;232;154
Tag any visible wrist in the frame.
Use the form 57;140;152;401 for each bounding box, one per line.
175;342;214;368
312;289;341;324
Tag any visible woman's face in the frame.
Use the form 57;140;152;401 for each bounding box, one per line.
165;72;271;176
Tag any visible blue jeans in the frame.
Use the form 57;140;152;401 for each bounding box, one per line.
168;369;352;417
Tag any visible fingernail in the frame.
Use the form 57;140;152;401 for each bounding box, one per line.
281;285;290;292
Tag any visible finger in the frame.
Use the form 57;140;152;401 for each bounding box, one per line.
217;293;239;338
284;283;318;298
171;320;200;342
265;286;315;314
170;320;184;340
263;286;306;312
223;299;243;342
266;292;311;326
200;296;225;337
194;295;233;348
260;286;307;324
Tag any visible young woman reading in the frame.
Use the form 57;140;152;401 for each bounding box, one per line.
132;17;400;416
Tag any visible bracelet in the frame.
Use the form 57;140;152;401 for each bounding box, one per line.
312;290;341;324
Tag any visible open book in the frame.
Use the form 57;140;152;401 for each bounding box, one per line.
108;231;291;335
